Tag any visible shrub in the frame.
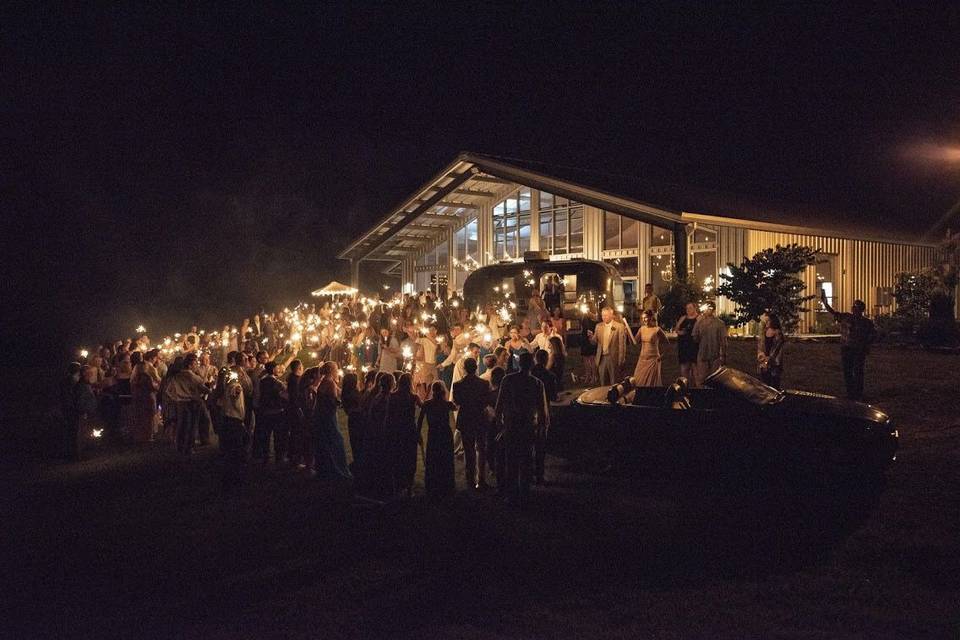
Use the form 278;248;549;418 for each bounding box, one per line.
874;314;916;342
716;244;820;333
658;276;707;329
892;271;937;322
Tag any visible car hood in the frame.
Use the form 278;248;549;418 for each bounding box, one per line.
576;386;616;406
778;390;890;424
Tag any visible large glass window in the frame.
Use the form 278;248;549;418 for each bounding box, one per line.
648;224;674;294
604;212;619;249
690;224;718;293
693;252;718;294
650;253;674;294
493;189;531;260
454;218;478;291
540;191;584;255
603;257;639;278
603;212;640;251
416;244;446;267
650;225;673;248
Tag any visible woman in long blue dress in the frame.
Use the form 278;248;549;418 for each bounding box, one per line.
312;361;353;482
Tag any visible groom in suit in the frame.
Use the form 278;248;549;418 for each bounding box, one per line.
590;306;626;386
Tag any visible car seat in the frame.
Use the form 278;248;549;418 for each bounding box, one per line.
664;377;692;410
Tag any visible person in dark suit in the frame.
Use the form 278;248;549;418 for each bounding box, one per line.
530;349;558;484
452;358;491;490
493;352;550;507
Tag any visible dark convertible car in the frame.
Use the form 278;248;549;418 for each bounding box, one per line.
552;367;898;486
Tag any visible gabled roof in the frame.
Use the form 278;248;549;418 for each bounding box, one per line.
339;152;937;266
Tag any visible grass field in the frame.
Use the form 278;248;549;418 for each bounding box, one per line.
2;340;959;639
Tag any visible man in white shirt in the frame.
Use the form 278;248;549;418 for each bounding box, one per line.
479;354;498;381
532;321;566;356
438;324;471;372
414;325;439;397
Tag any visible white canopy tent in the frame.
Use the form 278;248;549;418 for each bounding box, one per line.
311;281;358;297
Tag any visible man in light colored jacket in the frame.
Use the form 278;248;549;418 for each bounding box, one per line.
590;307;626;386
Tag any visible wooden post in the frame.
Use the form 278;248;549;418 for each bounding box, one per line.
349;259;360;289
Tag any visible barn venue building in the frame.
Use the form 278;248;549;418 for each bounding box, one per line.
338;152;948;333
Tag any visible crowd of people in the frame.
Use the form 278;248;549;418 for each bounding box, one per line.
57;289;571;505
57;281;876;503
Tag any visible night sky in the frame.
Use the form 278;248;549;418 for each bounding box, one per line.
4;3;959;361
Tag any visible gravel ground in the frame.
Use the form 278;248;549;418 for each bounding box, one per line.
2;340;958;639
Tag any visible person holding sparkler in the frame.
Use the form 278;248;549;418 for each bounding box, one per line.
413;325;440;399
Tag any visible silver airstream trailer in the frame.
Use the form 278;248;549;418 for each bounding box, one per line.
461;252;625;339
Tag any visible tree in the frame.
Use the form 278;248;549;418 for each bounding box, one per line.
658;275;707;329
892;271;938;322
920;230;960;348
716;244;820;332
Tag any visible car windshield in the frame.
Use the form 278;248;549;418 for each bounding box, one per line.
703;367;782;406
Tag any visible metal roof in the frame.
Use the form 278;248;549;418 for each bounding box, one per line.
339;152;939;267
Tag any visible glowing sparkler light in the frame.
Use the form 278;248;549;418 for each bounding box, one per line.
136;325;146;333
91;428;103;439
79;349;89;358
579;303;589;314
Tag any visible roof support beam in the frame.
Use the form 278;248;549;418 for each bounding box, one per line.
414;200;479;210
417;213;462;224
451;188;496;198
381;236;435;247
405;223;447;232
469;175;514;185
354;170;474;261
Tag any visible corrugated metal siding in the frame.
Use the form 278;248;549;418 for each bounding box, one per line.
742;229;935;332
716;226;746;317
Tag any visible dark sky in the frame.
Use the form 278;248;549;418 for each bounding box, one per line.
4;3;960;359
